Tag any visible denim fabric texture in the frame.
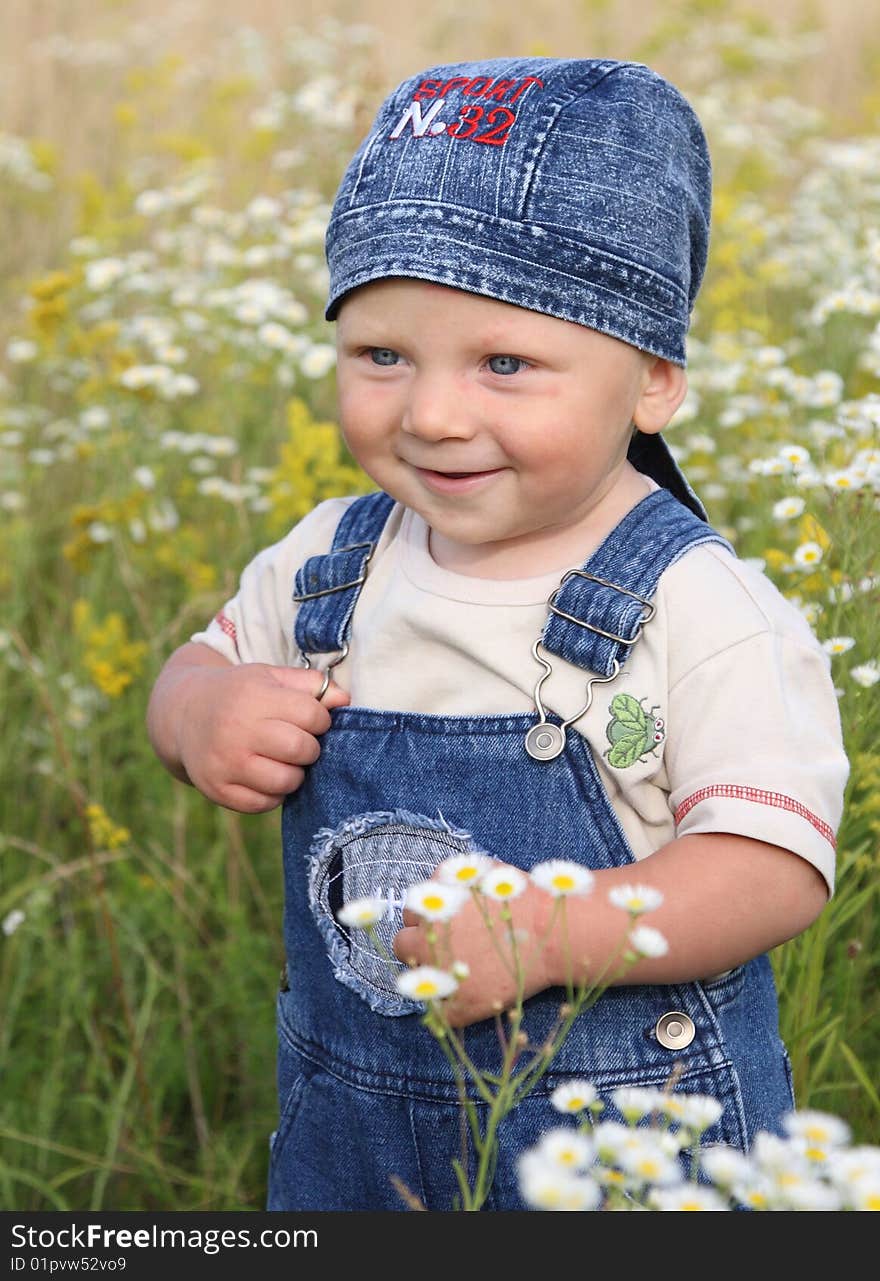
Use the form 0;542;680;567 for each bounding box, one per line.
268;491;795;1212
324;56;713;517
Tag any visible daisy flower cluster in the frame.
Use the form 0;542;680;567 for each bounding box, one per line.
519;1088;880;1211
336;856;667;1007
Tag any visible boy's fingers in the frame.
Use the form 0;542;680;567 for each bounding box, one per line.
318;682;351;709
392;925;423;964
266;664;351;711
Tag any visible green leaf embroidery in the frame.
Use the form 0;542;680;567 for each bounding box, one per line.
609;693;646;731
604;695;665;770
607;732;645;769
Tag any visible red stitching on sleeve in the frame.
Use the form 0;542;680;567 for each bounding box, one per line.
215;610;241;659
674;785;836;849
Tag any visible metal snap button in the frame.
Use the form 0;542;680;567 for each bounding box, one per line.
655;1010;695;1050
525;722;566;761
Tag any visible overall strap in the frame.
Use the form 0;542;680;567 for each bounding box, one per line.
541;489;733;677
293;490;396;656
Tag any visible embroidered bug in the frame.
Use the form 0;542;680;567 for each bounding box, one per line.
604;694;666;769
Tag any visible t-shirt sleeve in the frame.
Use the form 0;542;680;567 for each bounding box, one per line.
665;629;847;898
189;496;360;666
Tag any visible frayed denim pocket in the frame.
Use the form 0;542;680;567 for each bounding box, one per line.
307;808;491;1017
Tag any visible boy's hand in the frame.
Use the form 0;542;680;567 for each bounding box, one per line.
392;866;558;1028
171;660;350;813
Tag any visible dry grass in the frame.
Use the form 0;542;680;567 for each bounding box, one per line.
2;0;879;139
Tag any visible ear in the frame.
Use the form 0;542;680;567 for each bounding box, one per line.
632;358;688;435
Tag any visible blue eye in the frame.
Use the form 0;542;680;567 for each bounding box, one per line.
488;355;524;375
369;348;400;366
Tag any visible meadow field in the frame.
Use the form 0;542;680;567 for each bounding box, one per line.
1;0;878;1210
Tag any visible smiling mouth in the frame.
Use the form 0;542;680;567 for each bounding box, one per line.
418;467;499;477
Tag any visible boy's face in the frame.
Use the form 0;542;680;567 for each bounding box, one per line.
335;279;680;572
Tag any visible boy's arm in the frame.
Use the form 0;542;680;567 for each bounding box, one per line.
146;642;349;812
545;831;828;989
395;832;828;1027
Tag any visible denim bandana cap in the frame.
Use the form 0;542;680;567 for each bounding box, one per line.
324;57;712;518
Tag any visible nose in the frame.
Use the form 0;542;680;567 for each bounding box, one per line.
401;370;476;442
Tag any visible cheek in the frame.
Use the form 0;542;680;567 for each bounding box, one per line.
337;382;379;447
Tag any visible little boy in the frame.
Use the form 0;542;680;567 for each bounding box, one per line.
147;58;848;1211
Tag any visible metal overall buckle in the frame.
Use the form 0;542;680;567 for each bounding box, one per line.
525;571;656;761
292;540;375;699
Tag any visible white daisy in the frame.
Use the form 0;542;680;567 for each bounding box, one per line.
822;636;856;655
618;1138;683;1187
299;343;336;379
435;852;494;887
628;925;669;958
2;908;26;936
778;1179;842;1211
537;1127;595;1172
700;1144;752;1187
531;859;595;897
678;1095;724;1133
6;338;38;363
480;865;528;901
594;1121;642;1165
731;1174;776;1211
518;1156;601;1211
772;496;806;520
608;883;664;915
612;1086;662;1122
793;541;824;567
846;1176;880;1211
336;896;387;929
850;662;880;687
403;879;468;922
395;966;458;1002
825;468;862;490
550;1080;598;1114
782;1109;851;1154
776;444;811;468
650;1185;728;1211
826;1146;880;1193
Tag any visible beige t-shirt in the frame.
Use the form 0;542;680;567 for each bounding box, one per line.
192;493;847;895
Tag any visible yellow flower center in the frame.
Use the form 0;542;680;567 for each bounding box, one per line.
747;1192;767;1207
456;867;478;881
865;1194;880;1210
414;981;438;998
567;1097;585;1111
680;1201;704;1211
553;874;576;892
423;894;444;911
496;881;514;896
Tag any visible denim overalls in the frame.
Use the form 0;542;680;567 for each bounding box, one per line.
267;488;795;1211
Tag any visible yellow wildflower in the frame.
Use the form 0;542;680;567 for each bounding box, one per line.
84;803;131;850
